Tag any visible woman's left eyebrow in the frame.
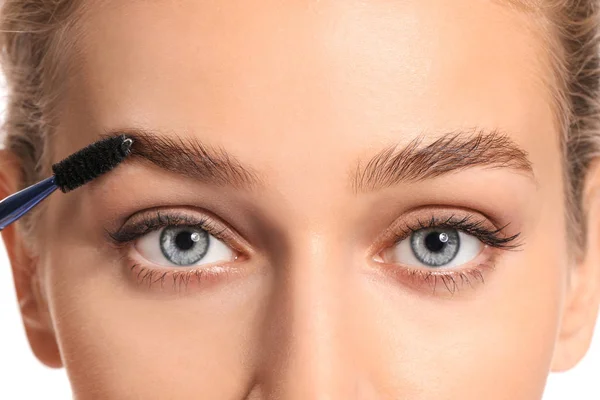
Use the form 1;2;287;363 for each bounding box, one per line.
351;129;536;193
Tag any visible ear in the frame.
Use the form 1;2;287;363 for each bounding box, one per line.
0;149;62;368
551;160;600;372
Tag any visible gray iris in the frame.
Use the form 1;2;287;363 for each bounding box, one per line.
410;228;460;267
160;226;209;266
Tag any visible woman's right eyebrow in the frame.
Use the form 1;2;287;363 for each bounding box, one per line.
106;128;264;190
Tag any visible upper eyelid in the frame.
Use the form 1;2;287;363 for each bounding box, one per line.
379;211;524;253
106;209;237;247
401;215;514;236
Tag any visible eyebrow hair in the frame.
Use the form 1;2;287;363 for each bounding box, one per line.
351;129;535;193
105;128;263;190
103;127;532;194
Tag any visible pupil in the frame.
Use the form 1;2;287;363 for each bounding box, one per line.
175;231;196;251
425;232;446;253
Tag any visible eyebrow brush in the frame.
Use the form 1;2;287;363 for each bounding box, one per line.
0;135;133;231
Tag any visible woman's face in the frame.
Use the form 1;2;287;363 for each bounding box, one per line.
6;0;600;399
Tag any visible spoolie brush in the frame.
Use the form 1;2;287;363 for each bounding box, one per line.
0;135;133;231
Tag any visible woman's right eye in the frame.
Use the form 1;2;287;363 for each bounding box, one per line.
135;225;236;267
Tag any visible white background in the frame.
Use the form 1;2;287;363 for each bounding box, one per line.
0;92;598;400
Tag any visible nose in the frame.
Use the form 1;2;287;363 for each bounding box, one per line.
252;233;377;400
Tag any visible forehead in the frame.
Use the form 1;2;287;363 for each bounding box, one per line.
59;0;557;179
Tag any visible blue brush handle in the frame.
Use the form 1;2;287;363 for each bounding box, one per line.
0;176;58;231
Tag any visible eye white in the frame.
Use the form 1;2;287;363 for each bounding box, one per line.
385;230;484;268
135;227;235;267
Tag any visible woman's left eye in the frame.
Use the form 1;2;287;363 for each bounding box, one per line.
135;225;236;267
382;227;484;268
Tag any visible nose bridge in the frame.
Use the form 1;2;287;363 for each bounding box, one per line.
259;231;359;399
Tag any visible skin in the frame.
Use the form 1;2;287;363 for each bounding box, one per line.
2;0;600;398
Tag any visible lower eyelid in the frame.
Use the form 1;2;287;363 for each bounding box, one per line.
376;262;493;296
126;262;247;292
371;246;498;295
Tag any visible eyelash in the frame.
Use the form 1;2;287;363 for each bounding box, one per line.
379;214;523;295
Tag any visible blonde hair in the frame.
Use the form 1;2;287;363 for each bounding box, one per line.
0;0;599;254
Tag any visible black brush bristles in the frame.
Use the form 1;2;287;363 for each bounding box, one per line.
52;135;133;193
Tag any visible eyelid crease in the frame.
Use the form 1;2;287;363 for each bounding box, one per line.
128;263;246;292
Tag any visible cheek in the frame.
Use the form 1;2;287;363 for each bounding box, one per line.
42;243;271;399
